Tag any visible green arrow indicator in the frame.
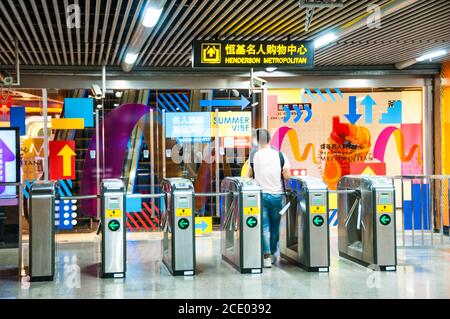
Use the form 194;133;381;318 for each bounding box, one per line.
178;218;190;230
246;216;257;228
313;215;324;227
108;220;120;232
380;214;391;226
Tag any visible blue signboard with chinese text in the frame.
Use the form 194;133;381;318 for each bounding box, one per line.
165;112;211;143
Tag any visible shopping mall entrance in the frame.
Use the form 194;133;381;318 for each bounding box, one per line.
0;71;449;277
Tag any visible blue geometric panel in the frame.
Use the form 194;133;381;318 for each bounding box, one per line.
10;106;26;135
64;98;94;127
379;100;402;124
403;183;430;230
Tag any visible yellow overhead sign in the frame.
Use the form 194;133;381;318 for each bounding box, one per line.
193;41;314;68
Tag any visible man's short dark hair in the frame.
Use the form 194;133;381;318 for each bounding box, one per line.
255;128;271;145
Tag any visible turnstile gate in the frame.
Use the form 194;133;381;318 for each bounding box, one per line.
337;175;396;271
101;179;126;278
220;177;262;274
161;178;195;276
281;176;330;272
29;181;56;281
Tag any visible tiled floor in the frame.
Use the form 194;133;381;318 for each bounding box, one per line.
0;231;449;299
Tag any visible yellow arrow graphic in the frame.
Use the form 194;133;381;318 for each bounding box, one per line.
57;144;76;177
361;166;376;176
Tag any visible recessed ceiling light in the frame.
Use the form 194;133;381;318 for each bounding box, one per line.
314;32;338;49
142;7;163;28
124;53;139;64
416;50;447;62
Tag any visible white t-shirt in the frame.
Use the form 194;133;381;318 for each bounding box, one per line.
253;147;290;194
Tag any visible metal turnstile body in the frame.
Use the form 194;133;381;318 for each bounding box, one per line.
338;175;396;271
281;176;330;272
161;178;195;276
101;179;126;278
29;181;56;281
220;177;262;274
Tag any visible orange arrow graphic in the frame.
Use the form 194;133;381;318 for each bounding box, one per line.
57;144;76;177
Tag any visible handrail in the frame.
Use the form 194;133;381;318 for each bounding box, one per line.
329;190;358;194
60;195;99;200
126;193;166;199
194;192;233;198
0;182;22;186
382;174;449;247
30;194;54;199
388;175;450;180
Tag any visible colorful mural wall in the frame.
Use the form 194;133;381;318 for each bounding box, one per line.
268;88;424;189
268;88;426;229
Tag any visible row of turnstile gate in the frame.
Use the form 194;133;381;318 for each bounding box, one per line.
27;175;397;281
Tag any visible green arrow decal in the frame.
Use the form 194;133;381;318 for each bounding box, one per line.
178;218;190;230
313;215;324;227
380;214;391;226
108;220;120;232
246;216;257;228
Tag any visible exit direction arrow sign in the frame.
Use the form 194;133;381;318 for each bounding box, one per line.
246;216;258;228
200;96;251;110
196;220;208;232
344;96;362;125
380;214;391;226
58;145;76;177
108;220;120;232
178;218;190;230
313;215;324;227
49;141;76;180
360;95;376;124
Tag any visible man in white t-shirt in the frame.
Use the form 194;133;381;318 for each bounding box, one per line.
247;129;291;268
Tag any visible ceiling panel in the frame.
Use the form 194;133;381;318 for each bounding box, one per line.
0;0;448;68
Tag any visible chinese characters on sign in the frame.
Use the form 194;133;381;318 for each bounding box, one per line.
193;41;314;68
319;143;374;162
277;103;312;112
165;112;252;142
165;112;212;143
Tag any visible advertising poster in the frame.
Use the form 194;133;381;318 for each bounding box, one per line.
267;89;423;190
0;128;20;206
